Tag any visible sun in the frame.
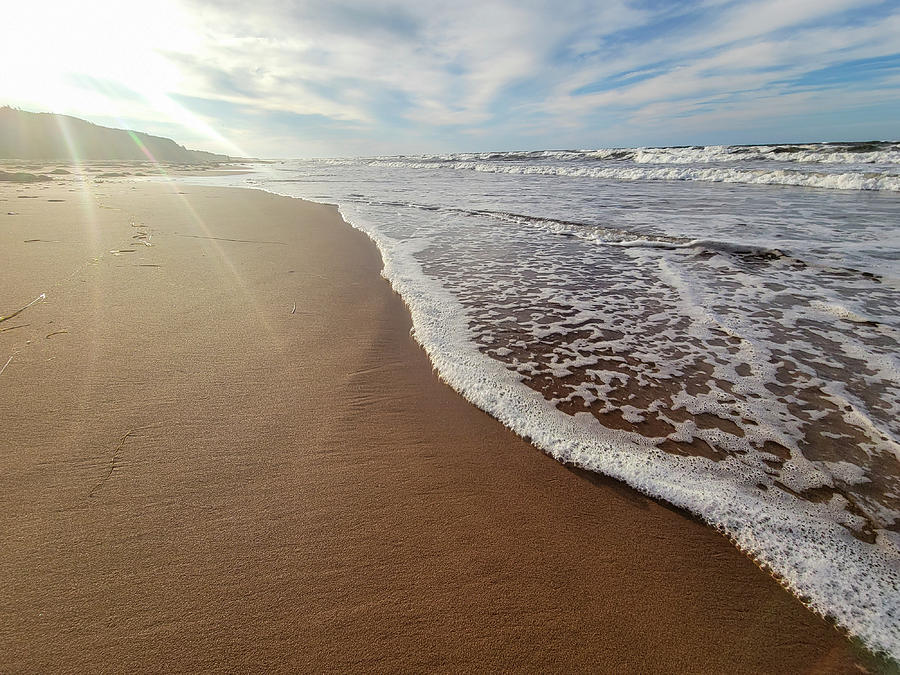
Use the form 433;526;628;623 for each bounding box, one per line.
0;0;245;157
2;1;187;103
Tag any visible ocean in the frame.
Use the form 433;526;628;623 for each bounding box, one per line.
194;142;900;656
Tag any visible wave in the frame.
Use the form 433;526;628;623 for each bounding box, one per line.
611;237;787;257
628;143;900;166
365;159;900;191
370;142;900;167
338;199;892;285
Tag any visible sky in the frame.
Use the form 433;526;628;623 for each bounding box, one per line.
2;0;899;157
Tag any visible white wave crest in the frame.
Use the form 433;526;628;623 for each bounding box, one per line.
367;159;900;191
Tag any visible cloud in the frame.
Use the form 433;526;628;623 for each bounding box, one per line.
535;0;900;138
168;0;646;129
2;0;897;155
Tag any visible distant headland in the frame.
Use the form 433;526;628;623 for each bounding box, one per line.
0;106;230;164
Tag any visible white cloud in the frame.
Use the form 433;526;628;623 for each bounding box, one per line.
162;0;650;130
1;0;896;154
537;2;900;131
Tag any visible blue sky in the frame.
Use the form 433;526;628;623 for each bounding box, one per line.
2;0;899;157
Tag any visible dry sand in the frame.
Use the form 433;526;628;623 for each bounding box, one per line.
0;177;876;672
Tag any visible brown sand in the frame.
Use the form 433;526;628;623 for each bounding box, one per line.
0;178;874;672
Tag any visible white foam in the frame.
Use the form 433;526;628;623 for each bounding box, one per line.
628;144;900;166
370;144;900;168
368;160;900;192
810;299;881;324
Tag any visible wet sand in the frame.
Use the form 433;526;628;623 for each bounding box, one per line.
0;177;875;671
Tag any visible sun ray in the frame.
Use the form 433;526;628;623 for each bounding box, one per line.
153;173;277;337
125;131;159;164
52;113;104;253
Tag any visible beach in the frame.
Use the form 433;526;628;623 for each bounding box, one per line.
0;175;876;671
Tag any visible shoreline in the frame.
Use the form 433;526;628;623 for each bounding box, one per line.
192;166;900;661
0;175;880;670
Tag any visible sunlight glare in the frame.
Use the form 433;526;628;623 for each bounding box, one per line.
0;0;245;155
2;1;190;93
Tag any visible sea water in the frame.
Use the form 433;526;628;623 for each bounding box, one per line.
195;142;900;656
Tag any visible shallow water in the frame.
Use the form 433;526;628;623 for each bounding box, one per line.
194;142;900;657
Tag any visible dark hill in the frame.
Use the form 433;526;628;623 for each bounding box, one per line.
0;107;230;163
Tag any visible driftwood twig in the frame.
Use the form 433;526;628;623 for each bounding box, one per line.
0;293;45;323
